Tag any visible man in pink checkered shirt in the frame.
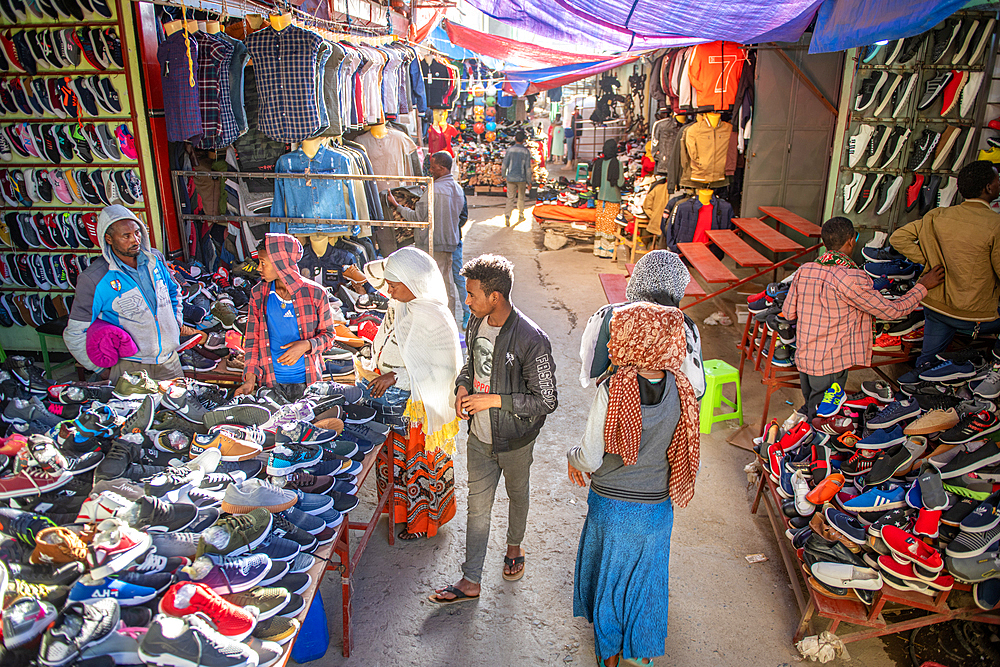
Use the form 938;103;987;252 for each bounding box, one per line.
783;217;944;418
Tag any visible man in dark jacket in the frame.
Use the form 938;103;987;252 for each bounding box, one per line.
430;254;558;604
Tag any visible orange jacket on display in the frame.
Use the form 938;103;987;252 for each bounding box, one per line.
687;41;747;111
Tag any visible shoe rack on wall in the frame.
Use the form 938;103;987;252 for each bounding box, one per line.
834;9;999;236
0;0;159;352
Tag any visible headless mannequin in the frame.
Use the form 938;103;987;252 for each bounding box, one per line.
703;112;721;128
246;14;265;30
196;21;207;32
300;137;324;159
270;12;292;31
675;114;687;123
698;188;713;205
369;123;388;139
205;20;221;34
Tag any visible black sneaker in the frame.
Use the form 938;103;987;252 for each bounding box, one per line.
132;495;198;532
93;439;140;482
152;410;208;436
5;561;84;586
0;506;56;546
865;124;888;166
866;507;914;537
932;19;960;63
161;388;208;424
119;394;155;436
941;496;980;527
886;311;924;337
854;173;882;214
896;33;926;64
940;440;1000;476
939;412;1000;447
855;72;888;112
907;129;940;171
917;71;953;110
180;349;218;372
1;355;52;395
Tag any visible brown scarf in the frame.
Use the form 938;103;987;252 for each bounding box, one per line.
604;303;701;508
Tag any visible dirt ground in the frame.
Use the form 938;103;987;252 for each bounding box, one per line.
314;193;909;667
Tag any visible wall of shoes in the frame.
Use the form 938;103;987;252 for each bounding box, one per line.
836;10;998;234
0;0;156;348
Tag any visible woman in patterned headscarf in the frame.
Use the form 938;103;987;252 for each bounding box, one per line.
567;302;701;667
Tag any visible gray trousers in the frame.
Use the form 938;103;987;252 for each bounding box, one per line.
432;250;457;318
799;369;848;419
110;354;183;382
462;432;535;584
505;182;528;222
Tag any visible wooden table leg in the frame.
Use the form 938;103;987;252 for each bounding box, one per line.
340;527;352;657
751;469;765;515
793;596;816;642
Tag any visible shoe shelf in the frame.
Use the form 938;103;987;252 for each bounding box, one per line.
2;160;141;167
7;204;144;211
750;458;1000;646
0;286;75;292
7;20;120;29
1;69;126;78
849;115;977;127
858;63;987;72
1;114;133;122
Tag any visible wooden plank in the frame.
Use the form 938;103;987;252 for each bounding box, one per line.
625;262;635;276
706;229;772;267
685;279;706;298
732;217;804;253
759;205;823;238
598;273;628;303
677;242;737;283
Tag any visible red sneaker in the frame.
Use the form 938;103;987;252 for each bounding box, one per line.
939;69;967;115
990;118;1000;131
844;392;881;410
913;508;941;539
87;518;152;579
778;421;812;451
159;582;257;640
811;413;857;435
873;332;902;352
881;525;944;573
906;173;924;212
0;467;73;499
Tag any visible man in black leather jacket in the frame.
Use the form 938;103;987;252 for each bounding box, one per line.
429;254;557;605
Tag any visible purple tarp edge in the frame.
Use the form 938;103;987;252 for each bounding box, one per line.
809;0;971;53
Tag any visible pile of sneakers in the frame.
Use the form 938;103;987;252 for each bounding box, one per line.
0;356;393;667
746;279;796;367
758;366;1000;612
1;164;143;206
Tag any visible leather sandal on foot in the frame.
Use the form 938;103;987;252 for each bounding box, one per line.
428;585;479;605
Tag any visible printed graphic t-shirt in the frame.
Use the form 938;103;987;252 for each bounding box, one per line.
267;286;307;384
470;321;501;444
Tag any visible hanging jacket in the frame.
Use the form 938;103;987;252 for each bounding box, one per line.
687;42;746;111
685;119;733;183
652;117;683;175
663;195;735;252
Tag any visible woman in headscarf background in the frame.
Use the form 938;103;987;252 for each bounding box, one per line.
364;247;463;540
579;250;705;398
591;138;625;259
567;303;701;667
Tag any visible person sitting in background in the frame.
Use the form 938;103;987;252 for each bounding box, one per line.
363;247;463;540
890;160;1000;369
783;217;943;419
568;303;701;667
237;234;337;402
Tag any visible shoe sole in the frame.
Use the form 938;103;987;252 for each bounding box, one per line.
137;648;255;667
918;371;976;382
74;586;159;607
204;405;272;429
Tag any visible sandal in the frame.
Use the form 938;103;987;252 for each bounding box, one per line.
503;552;526;581
397;529;426;540
428;585;479;605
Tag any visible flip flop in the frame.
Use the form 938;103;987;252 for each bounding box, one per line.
428;585;479;605
503;553;526;581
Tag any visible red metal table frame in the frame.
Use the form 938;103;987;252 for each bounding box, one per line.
274;432;395;663
749;458;1000;644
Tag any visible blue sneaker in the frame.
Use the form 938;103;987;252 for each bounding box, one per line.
905;478;923;509
341;421;391;448
293;489;335;516
266;443;322;476
314;506;344;529
841;485;906;513
918;359;977;382
858;424;906;449
866;398;921;429
816;383;847;417
67;574;158;606
861;245;904;263
824;506;867;544
177;554;270;594
864;259;922;280
253;534;300;562
861;44;881;63
278;507;326;535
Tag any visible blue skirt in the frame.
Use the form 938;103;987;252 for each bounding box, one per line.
573;489;673;661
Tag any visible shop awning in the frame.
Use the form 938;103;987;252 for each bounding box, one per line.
809;0;969;53
503;55;640;96
424;26;505;70
442;19;605;67
464;0;823;52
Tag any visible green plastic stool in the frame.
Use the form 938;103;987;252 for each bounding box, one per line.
575;163;588;182
699;359;743;434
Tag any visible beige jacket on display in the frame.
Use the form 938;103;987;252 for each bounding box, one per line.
889;199;1000;321
685;119;733;183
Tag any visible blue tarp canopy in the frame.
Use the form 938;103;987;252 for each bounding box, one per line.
463;0;981;54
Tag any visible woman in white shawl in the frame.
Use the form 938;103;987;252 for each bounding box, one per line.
364;247;463;539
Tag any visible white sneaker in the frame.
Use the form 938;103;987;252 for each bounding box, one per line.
781;409;807;432
792;470;815;516
892;73;918;117
848;124;875;168
937;176;959;207
843;172;864;213
951;128;975;171
959;71;985;117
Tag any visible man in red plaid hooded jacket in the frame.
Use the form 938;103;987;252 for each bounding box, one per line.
237;233;338;401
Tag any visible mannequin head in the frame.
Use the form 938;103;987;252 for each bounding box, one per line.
703;112;721;128
697;188;713;205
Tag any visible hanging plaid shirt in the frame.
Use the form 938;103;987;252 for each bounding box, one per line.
190;32;227;147
783;262;927;376
246;25;325;142
243;234;337;387
157;30;202;143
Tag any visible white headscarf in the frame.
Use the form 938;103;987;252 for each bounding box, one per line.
379;247;463;454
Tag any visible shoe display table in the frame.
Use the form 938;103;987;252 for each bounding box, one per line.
737;316;917;436
750;460;1000;645
276;434;395;663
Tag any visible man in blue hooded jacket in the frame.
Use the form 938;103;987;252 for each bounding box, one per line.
63;205;185;381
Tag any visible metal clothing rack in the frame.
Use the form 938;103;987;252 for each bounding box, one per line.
169;170;435;258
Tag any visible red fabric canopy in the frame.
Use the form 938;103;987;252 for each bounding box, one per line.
442;19;604;67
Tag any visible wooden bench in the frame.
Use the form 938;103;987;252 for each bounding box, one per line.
677;243;737;283
600;271;706;303
732;217;804;253
758;206;823;238
706;230;772;267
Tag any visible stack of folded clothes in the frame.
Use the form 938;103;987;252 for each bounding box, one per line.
756;364;1000;612
0;355;393;667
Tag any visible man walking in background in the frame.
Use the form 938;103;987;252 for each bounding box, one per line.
388;150;465;322
502;131;532;227
430;254;557;604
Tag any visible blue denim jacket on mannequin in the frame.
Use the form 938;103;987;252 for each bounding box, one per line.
272;146;358;226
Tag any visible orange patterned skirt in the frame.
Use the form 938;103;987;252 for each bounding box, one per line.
375;424;456;537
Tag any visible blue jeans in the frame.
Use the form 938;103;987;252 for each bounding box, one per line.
452;239;470;316
916;308;1000;367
